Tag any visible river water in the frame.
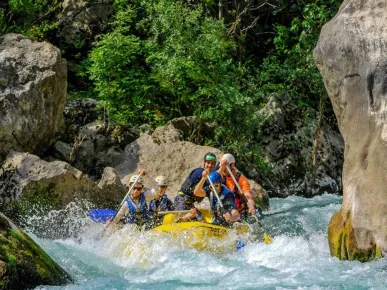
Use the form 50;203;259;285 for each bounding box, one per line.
31;194;387;289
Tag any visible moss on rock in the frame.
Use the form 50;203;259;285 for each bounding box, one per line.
328;209;382;262
0;213;72;289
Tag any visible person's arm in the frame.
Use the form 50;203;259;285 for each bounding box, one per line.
222;193;240;222
194;169;210;197
111;203;129;223
217;157;228;176
239;175;256;214
167;198;175;211
178;208;197;222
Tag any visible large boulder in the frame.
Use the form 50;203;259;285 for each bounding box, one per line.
0;151;115;234
314;0;387;261
0;34;67;162
115;125;269;204
0;213;72;289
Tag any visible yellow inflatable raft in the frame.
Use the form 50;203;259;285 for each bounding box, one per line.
152;211;249;253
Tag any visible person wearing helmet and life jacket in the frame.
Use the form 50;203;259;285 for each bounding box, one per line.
218;153;256;220
194;171;240;226
173;152;218;222
109;169;151;228
148;175;174;226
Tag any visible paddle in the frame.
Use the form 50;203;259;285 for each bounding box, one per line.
207;176;225;211
158;210;191;215
207;176;246;250
102;173;143;233
225;165;273;244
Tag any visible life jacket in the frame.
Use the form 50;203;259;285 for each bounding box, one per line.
224;171;246;212
124;193;149;225
149;194;173;212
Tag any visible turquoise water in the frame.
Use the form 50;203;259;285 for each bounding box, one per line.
32;194;387;290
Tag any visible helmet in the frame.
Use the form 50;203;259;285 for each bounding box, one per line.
129;175;143;185
155;175;168;187
204;152;217;162
209;172;222;184
221;153;235;164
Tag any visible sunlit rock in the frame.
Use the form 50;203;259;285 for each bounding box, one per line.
0;34;67;162
314;0;387;261
115;126;269;206
0;213;72;289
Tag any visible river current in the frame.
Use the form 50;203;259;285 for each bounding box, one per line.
31;194;387;290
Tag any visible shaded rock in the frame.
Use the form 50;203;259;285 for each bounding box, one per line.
53;141;72;163
97;167;127;208
314;0;387;260
59;0;114;44
255;94;344;197
0;213;72;289
69;121;126;177
62;98;100;143
0;34;67;162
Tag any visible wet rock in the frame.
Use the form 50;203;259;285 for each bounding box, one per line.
0;213;72;289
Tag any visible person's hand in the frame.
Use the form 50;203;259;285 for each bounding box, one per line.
138;168;146;176
223;212;231;222
220;158;228;168
202;169;210;179
190;208;197;217
249;206;256;215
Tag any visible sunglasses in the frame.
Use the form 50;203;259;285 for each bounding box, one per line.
133;187;142;191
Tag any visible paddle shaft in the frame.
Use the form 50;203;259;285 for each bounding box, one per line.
207;176;224;210
157;210;191;215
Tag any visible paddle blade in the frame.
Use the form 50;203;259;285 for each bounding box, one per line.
264;232;273;244
236;239;245;251
89;209;116;223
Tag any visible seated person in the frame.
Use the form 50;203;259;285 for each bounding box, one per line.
174;152;217;221
218;153;257;220
148;175;174;226
109;170;151;228
194;171;240;226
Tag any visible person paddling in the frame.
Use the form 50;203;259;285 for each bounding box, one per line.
194;171;240;226
174;152;218;221
148;175;174;226
108;169;151;228
218;153;257;220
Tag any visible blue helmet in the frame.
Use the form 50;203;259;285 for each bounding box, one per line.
209;172;222;184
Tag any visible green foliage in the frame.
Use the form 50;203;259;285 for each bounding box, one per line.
143;0;237;115
3;0;61;40
258;0;341;111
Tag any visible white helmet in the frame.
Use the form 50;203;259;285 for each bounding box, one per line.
221;153;236;164
129;175;143;185
155;175;168;187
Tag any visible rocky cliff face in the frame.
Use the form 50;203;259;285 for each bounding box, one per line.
314;0;387;261
0;34;67;162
